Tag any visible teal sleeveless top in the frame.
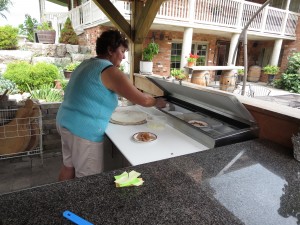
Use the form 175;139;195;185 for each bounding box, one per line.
56;58;118;142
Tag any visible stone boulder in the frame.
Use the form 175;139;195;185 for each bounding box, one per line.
0;43;92;73
0;50;33;64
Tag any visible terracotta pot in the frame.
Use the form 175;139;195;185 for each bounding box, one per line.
63;70;72;79
187;61;195;67
54;80;62;89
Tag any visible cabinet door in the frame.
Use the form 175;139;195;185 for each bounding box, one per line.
103;135;129;171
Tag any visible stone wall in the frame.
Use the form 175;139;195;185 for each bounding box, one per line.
40;102;61;153
0;42;92;73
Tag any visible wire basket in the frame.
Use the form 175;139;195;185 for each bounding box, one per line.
0;107;43;162
292;133;300;162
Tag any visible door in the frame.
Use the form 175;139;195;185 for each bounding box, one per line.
215;41;230;76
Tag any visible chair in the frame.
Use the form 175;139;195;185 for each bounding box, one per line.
248;85;271;98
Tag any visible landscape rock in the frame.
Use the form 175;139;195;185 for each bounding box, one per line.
0;50;33;63
0;43;92;67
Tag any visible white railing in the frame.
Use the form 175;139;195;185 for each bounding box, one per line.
46;0;299;38
193;0;241;26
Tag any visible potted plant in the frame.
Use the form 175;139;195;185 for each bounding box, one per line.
263;65;280;85
170;68;186;80
63;61;80;79
140;42;159;74
36;21;56;44
186;53;199;67
237;69;244;83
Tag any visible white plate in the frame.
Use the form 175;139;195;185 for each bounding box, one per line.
188;120;208;128
132;132;157;143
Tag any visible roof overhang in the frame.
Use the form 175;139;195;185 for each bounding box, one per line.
46;0;67;7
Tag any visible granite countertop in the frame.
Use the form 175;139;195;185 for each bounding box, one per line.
1;139;299;225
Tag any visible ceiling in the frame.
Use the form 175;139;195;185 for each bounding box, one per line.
46;0;67;7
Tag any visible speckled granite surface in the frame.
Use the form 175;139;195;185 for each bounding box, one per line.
0;139;299;225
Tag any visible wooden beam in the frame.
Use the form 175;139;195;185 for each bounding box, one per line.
92;0;132;41
135;0;165;43
130;1;145;76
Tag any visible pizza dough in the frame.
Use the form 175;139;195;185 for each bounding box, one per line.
110;110;147;125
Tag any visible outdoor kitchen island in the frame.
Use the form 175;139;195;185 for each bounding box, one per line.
0;138;299;225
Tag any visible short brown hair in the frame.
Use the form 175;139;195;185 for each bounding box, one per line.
96;30;128;55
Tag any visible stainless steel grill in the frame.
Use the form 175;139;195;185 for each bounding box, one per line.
148;76;259;148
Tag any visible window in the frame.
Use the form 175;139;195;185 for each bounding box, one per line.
170;42;208;69
197;44;208;66
191;43;208;66
170;43;182;69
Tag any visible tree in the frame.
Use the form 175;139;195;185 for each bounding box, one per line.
0;0;12;19
18;14;38;42
59;17;79;45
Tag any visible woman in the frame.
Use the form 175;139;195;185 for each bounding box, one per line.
56;30;165;181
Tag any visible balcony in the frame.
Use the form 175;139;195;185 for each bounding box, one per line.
44;0;299;40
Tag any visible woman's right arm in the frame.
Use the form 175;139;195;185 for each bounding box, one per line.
101;66;165;108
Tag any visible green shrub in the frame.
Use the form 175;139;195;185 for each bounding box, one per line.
273;51;300;93
59;17;79;45
0;25;18;50
285;52;300;74
27;84;63;102
274;73;300;93
30;62;60;88
3;61;32;91
0;76;19;94
3;61;60;92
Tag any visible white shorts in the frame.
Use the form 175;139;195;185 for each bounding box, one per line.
56;124;104;178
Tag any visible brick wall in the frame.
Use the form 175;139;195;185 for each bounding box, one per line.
78;26;111;55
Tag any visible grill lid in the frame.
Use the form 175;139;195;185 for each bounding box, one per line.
147;76;255;125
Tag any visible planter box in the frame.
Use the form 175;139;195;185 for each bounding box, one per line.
36;31;56;44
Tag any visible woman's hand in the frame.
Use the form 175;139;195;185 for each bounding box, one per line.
155;97;167;109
